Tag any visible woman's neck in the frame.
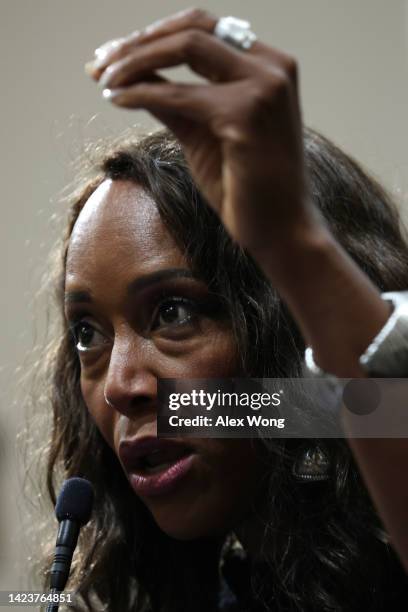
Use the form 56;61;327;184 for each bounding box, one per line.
234;502;270;560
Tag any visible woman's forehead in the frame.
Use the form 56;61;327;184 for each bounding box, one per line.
66;178;182;280
71;179;162;242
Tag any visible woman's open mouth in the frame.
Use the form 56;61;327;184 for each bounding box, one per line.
118;436;196;497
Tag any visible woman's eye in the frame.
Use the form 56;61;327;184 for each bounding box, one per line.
70;321;108;352
152;298;197;330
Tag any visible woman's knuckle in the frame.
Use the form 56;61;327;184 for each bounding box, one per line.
180;29;205;54
283;56;298;81
238;84;269;123
168;85;187;104
262;71;292;101
254;78;281;104
274;73;292;97
183;7;209;23
238;76;292;127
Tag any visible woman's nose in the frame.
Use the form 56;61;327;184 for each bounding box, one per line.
103;334;157;417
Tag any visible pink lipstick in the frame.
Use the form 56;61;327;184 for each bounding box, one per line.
119;436;195;497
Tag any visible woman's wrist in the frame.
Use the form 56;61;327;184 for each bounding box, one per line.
256;218;391;377
250;204;331;284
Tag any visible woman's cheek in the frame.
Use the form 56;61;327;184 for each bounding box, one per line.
180;328;239;377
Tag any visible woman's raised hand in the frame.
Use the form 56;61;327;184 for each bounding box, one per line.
85;8;321;265
85;7;391;382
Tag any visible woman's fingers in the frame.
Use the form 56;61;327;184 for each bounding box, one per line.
87;9;301;157
86;8;298;97
100;72;207;143
89;8;218;75
103;80;214;122
86;8;284;82
137;7;217;40
96;29;255;91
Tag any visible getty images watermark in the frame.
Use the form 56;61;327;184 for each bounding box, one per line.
157;378;408;438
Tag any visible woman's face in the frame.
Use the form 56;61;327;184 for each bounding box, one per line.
65;179;265;540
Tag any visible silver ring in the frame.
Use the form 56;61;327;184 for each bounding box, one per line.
214;16;257;51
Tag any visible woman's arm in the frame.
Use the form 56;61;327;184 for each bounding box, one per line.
85;8;390;377
85;7;408;568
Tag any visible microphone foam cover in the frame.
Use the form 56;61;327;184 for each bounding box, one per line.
55;477;94;525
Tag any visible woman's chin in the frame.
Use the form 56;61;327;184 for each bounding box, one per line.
146;498;233;541
149;509;222;541
158;523;208;541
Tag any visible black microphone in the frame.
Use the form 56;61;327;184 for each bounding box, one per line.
46;477;94;612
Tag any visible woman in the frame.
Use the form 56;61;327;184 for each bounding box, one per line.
42;128;408;611
39;8;408;612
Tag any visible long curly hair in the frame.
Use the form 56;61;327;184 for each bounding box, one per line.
34;127;408;611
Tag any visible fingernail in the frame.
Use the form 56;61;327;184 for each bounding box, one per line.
102;88;126;102
94;37;125;61
84;61;97;76
102;88;114;100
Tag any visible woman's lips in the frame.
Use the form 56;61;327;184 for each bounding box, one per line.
118;436;196;497
129;453;196;497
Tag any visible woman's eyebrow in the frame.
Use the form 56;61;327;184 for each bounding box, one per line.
64;290;92;304
126;268;194;295
64;269;196;304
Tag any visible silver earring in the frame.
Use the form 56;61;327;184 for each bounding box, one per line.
292;444;330;482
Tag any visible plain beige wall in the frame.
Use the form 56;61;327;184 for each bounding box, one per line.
1;0;408;600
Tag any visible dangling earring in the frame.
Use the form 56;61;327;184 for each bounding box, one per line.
292;444;331;482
